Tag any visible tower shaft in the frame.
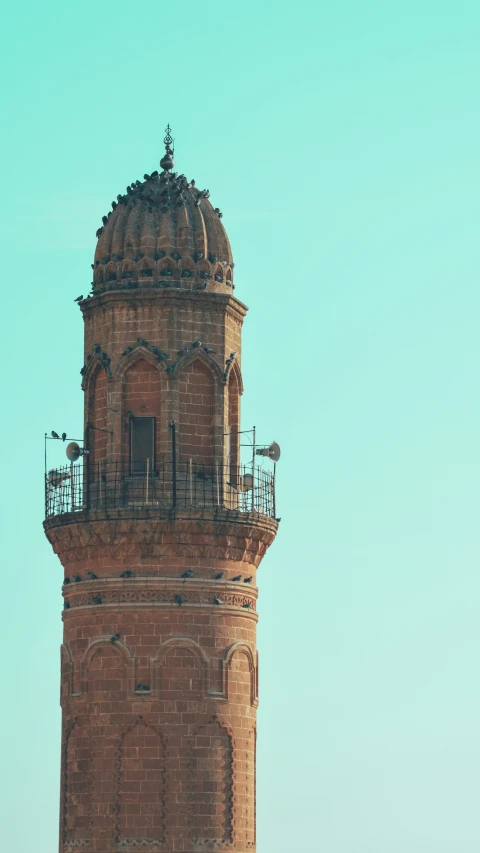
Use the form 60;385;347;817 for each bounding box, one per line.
45;278;277;852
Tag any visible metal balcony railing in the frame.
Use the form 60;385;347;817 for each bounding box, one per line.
45;458;276;520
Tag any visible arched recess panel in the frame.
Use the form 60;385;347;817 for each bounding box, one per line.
228;369;239;473
159;647;203;700
123;359;162;472
115;720;165;843
178;360;214;465
246;729;256;848
89;367;107;472
228;650;253;705
188;719;233;845
63;722;92;845
86;646;126;701
60;646;72;708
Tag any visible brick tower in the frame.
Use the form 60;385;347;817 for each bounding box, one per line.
44;126;278;853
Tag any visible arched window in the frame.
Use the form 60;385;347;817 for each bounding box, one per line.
178;360;214;465
123;359;161;474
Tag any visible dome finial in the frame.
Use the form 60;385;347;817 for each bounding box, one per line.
160;123;174;172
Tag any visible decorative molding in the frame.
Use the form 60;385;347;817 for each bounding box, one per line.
114;717;166;848
151;636;209;696
171;347;225;387
222;643;257;707
65;586;256;614
44;511;279;569
81;351;110;392
62;718;93;850
112;345;166;383
246;728;256;849
188;716;234;849
60;643;74;709
81;636;135;695
228;359;244;396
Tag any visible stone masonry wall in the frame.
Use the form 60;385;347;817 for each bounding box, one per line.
48;511;276;853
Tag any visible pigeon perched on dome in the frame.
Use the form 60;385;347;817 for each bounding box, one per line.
93;125;234;294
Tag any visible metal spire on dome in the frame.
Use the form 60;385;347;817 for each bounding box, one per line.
160;123;174;172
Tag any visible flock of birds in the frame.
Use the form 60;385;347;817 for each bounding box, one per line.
78;337;229;380
93;171;224;245
63;568;254;611
73;273;218;303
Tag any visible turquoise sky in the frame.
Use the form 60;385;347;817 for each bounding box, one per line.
1;1;480;850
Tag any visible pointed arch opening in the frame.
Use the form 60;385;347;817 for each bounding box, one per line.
158;258;173;278
178;358;214;467
121;260;133;280
180;258;194;278
123;358;162;474
139;256;154;278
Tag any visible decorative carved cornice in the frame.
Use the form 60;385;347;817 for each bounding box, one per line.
45;510;277;570
63;583;257;614
81;288;248;323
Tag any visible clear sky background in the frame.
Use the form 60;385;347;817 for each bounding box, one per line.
1;1;480;850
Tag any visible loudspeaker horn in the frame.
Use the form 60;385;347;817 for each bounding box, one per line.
255;441;280;463
66;442;81;462
48;469;72;487
239;473;253;492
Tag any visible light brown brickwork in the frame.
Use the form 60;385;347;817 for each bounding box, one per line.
44;143;277;852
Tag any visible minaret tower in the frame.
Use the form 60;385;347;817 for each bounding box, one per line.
44;127;278;853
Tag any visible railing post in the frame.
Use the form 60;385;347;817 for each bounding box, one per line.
44;433;48;518
85;422;91;511
273;463;276;519
169;421;177;508
252;425;256;512
70;462;75;512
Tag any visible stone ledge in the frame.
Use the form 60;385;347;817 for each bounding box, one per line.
44;506;279;536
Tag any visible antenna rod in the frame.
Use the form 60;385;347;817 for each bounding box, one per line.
44;433;47;518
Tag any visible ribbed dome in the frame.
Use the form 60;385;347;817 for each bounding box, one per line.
93;132;234;295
